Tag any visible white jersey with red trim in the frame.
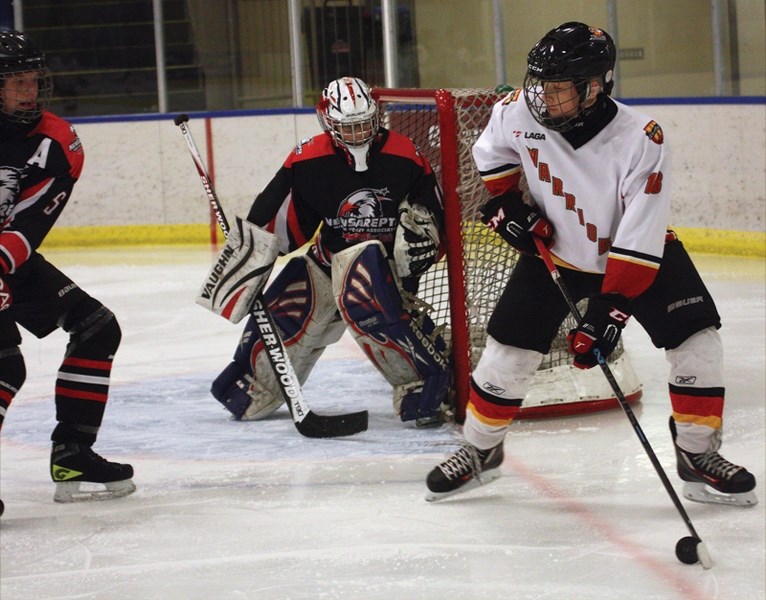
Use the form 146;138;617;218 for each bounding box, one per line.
473;91;671;299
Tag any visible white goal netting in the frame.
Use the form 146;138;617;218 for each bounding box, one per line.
374;87;641;420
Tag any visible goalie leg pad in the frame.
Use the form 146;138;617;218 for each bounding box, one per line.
332;241;450;422
395;368;452;426
197;217;279;324
211;255;344;420
210;361;253;420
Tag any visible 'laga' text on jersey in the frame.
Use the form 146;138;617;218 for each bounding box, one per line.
527;146;612;255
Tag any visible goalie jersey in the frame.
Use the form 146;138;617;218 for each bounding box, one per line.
246;127;443;267
473;90;671;300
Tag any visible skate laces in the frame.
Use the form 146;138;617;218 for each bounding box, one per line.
691;451;742;479
438;445;485;481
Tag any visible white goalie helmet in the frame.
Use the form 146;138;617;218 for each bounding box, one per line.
317;77;380;171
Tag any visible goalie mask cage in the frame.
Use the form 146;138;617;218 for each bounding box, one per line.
373;87;642;422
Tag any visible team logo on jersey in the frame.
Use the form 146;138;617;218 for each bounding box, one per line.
0;166;22;224
643;120;664;144
328;188;396;243
501;88;522;104
294;136;313;154
68;125;82;153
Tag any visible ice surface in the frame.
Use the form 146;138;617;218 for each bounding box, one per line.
1;247;764;600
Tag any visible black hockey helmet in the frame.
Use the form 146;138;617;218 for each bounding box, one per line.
523;22;616;131
0;30;53;126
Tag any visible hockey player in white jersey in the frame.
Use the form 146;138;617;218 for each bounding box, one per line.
426;22;756;507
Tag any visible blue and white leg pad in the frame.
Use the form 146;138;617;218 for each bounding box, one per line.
332;241;450;423
211;255;344;420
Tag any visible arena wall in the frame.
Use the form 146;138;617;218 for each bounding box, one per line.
43;100;765;257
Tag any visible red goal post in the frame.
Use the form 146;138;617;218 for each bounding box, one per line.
372;87;642;422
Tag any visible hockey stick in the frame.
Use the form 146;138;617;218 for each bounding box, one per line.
533;237;712;569
174;114;368;438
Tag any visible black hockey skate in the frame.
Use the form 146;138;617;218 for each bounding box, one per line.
425;441;504;502
50;443;136;503
670;417;757;507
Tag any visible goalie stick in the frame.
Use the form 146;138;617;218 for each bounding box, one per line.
174;113;368;438
533;237;712;569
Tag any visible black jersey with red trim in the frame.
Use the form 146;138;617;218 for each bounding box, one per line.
0;111;84;274
246;127;443;266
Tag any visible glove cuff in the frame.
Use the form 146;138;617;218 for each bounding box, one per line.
479;190;524;224
590;293;631;324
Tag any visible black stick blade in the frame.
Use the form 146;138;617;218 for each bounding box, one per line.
174;114;190;126
295;410;369;438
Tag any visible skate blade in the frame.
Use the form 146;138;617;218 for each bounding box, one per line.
53;479;137;503
425;468;501;503
682;482;758;507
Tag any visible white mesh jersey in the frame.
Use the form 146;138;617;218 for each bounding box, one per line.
473;91;671;298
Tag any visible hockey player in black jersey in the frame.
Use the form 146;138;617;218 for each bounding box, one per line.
0;31;135;513
199;76;451;428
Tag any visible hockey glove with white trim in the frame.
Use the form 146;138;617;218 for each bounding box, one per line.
394;200;441;278
567;293;631;369
0;275;11;311
479;191;553;254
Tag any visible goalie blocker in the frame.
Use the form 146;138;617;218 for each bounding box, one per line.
196;217;279;324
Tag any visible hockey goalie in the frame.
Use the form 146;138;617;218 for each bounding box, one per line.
198;76;451;427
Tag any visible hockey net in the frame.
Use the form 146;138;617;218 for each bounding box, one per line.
373;87;641;422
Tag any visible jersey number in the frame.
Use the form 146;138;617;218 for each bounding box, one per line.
43;190;67;215
644;172;663;195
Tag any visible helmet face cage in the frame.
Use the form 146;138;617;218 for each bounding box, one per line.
0;31;52;125
0;65;53;125
523;73;593;132
523;22;615;132
317;77;380;148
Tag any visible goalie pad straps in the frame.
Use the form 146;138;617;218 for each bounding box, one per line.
393;200;441;279
230;255;345;419
196;217;279;324
332;241;450;421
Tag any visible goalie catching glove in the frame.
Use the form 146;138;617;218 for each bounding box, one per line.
480;190;553;254
567;293;631;369
196;217;279;324
394;200;441;278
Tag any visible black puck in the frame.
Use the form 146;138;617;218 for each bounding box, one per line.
675;536;700;564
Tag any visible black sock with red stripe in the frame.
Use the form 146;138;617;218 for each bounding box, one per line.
52;303;121;444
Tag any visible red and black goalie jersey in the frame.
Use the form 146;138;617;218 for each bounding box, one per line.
246;127;443;267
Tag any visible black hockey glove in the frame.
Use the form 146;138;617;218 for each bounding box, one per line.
479;191;553;254
0;275;12;312
567;293;631;369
